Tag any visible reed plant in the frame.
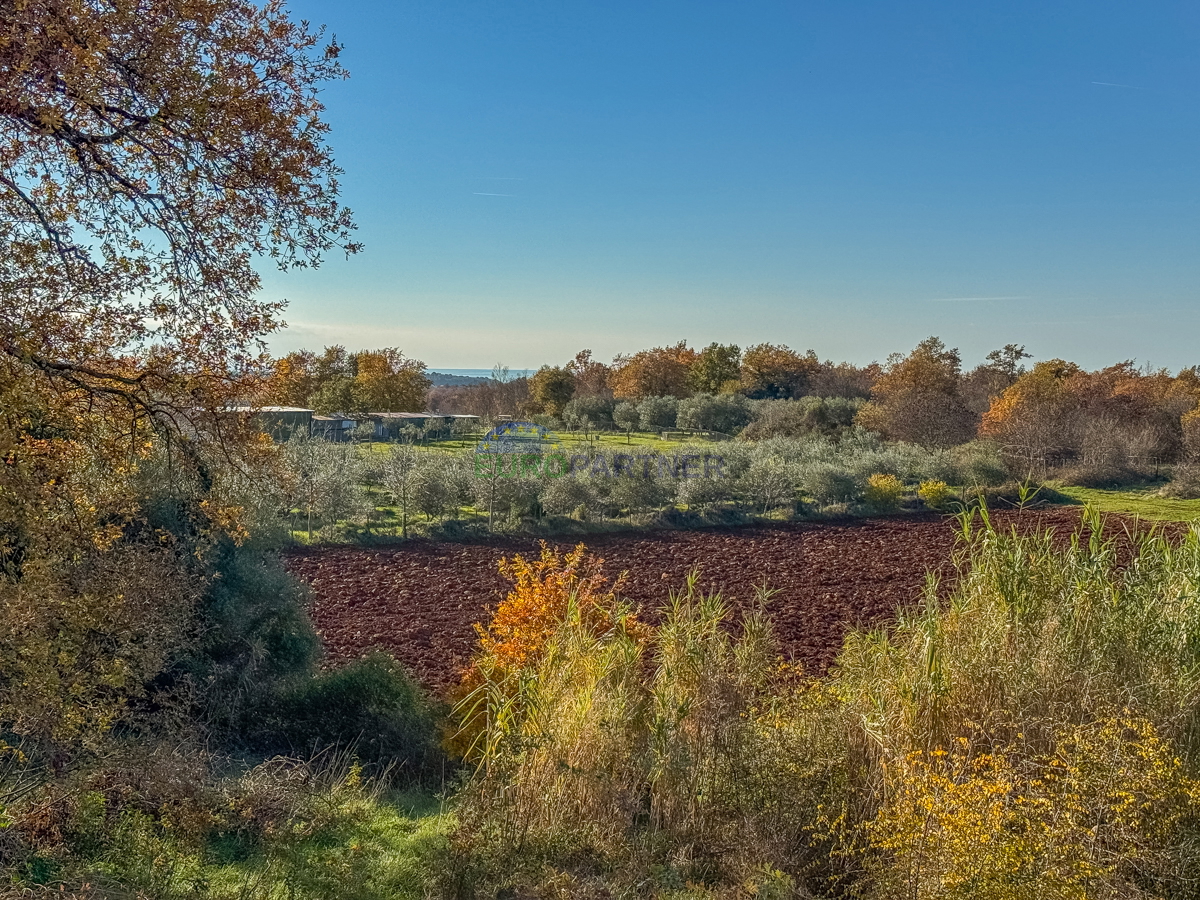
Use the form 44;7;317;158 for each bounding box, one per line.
450;509;1200;898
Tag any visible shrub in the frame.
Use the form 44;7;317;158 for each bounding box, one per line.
446;507;1200;898
1058;460;1140;488
676;392;753;434
917;479;954;510
1162;464;1200;499
802;465;860;504
637;395;679;431
863;473;905;510
540;477;597;517
253;653;442;777
465;543;626;686
949;440;1009;486
836;508;1200;898
741;397;864;441
453;570;845;893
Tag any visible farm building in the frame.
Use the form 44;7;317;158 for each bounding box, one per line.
367;411;480;441
312;415;357;442
368;411;448;440
227;406;313;441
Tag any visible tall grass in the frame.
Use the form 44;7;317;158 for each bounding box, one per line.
451;510;1200;898
453;570;851;895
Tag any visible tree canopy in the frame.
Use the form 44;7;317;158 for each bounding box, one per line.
0;0;357;425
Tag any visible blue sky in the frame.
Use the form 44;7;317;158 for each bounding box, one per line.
264;0;1200;372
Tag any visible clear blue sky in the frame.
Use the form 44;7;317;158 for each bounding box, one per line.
264;0;1200;372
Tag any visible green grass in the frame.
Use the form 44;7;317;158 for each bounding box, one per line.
200;790;452;900
1052;483;1200;522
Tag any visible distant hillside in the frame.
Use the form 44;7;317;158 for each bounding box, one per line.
428;371;491;386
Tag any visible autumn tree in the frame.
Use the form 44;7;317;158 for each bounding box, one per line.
0;0;357;758
979;359;1082;467
529;365;577;417
268;350;319;407
960;344;1032;415
609;341;698;400
0;0;357;425
739;343;819;399
688;342;741;394
566;349;613;399
982;361;1200;474
856;337;976;447
808;360;882;399
351;348;430;412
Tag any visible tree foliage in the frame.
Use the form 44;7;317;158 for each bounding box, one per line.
609;341;698;400
268;346;430;414
0;0;357;422
857;337;977;448
739;343;819;399
981;360;1200;470
529;365;577;417
688;342;741;394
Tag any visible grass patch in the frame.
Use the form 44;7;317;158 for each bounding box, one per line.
200;788;452;900
1053;483;1200;522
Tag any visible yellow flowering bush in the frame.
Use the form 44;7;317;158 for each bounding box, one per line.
918;478;955;509
864;473;905;510
868;716;1199;900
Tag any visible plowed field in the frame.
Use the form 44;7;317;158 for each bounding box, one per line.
284;508;1092;694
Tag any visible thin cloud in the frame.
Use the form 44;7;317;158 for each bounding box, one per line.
1092;81;1144;90
921;301;1027;309
473;192;515;197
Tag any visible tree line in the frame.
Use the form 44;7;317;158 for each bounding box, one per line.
268;338;1200;482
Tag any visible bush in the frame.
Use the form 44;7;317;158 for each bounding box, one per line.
949;440;1009;486
454;565;843;894
171;537;322;742
1162;464;1200;499
864;473;904;510
676;392;752;435
446;507;1200;898
254;653;442;778
637;395;679;431
836;509;1200;898
803;465;860;504
917;479;954;510
741;397;864;441
1058;460;1141;488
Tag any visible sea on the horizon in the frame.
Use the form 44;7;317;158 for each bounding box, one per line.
430;367;534;379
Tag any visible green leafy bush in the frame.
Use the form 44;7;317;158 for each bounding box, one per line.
803;465;861;504
254;653;443;777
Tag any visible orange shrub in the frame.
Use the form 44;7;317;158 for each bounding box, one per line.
450;543;633;758
474;543;626;678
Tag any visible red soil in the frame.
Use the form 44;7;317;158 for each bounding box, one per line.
283;507;1093;695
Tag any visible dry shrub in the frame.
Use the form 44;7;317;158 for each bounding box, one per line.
449;509;1200;899
453;557;852;895
837;506;1200;898
1162;463;1200;500
470;542;628;682
449;543;635;759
